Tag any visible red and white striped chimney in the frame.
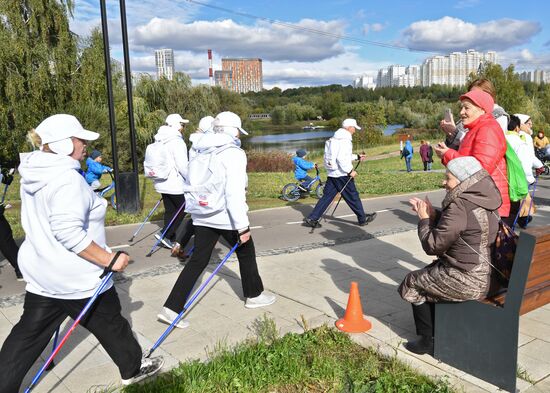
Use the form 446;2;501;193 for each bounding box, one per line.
208;49;213;86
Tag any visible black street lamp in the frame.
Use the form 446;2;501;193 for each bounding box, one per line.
99;0;140;213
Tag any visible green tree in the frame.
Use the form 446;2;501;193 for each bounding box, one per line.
470;63;527;114
320;92;344;119
0;0;78;161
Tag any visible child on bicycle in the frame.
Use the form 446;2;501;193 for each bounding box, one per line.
293;149;316;190
85;149;112;190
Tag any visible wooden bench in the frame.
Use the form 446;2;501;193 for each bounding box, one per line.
434;226;550;393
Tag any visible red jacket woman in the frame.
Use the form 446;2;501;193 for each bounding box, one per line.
440;91;510;217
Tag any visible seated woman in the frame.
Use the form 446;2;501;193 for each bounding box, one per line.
398;156;501;355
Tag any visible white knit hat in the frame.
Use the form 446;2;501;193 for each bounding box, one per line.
447;156;483;182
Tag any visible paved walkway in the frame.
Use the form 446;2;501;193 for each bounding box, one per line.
1;193;550;392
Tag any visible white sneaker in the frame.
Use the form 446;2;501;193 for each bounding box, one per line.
154;233;173;249
121;356;164;386
245;291;276;309
156;307;190;329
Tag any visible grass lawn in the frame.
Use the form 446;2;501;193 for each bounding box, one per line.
4;146;445;238
123;322;453;393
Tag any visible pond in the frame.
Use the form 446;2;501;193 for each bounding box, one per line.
242;124;404;152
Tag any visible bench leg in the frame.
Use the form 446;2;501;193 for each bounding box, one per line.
435;301;518;393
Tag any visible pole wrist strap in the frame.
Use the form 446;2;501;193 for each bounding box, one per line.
100;251;124;278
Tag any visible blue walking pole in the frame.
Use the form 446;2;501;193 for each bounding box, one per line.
44;328;60;371
129;198;162;242
144;242;239;358
146;201;186;257
24;252;124;392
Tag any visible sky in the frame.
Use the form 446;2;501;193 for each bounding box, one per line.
71;0;550;89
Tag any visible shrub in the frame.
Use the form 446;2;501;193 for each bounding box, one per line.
247;150;294;172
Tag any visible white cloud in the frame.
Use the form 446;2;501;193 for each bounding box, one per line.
402;16;541;52
132;18;345;62
362;22;386;35
261;50;389;88
499;49;550;70
520;49;534;61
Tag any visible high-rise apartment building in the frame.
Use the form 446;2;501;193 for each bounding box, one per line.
353;75;376;89
155;49;175;80
214;70;233;90
375;65;419;88
518;69;548;84
217;58;263;93
420;49;497;87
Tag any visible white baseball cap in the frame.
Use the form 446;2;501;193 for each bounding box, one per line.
198;116;215;133
213;111;249;135
35;114;100;155
342;118;361;130
165;113;190;128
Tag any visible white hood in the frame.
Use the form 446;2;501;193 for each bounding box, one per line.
333;128;352;141
154;126;183;143
192;133;238;152
19;151;80;195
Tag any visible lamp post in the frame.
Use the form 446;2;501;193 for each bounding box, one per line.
99;0;140;213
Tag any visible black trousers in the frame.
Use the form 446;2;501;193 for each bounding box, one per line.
175;216;195;248
0;288;142;392
0;213;19;271
161;193;186;242
411;302;435;337
164;225;264;313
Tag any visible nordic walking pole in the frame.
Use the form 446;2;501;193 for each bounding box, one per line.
24;252;124;393
146;201;186;257
44;328;60;371
328;158;363;218
129;198;162;242
144;242;239;358
525;177;538;229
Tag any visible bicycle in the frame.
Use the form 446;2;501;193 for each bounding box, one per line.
534;148;550;175
281;166;324;202
95;170;117;209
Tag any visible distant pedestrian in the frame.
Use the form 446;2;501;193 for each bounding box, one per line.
303;119;377;228
401;139;413;172
419;140;431;171
427;141;434;170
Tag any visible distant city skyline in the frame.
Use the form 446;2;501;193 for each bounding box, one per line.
72;0;550;89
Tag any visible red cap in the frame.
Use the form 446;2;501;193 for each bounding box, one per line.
459;90;494;114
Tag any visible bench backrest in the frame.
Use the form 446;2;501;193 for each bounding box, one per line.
487;226;550;315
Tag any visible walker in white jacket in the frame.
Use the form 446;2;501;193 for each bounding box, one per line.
157;112;276;330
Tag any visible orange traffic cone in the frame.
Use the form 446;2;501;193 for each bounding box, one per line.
335;281;372;333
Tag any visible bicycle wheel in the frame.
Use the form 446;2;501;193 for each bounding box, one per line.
545;165;550;176
110;193;117;210
315;183;324;199
282;183;300;202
